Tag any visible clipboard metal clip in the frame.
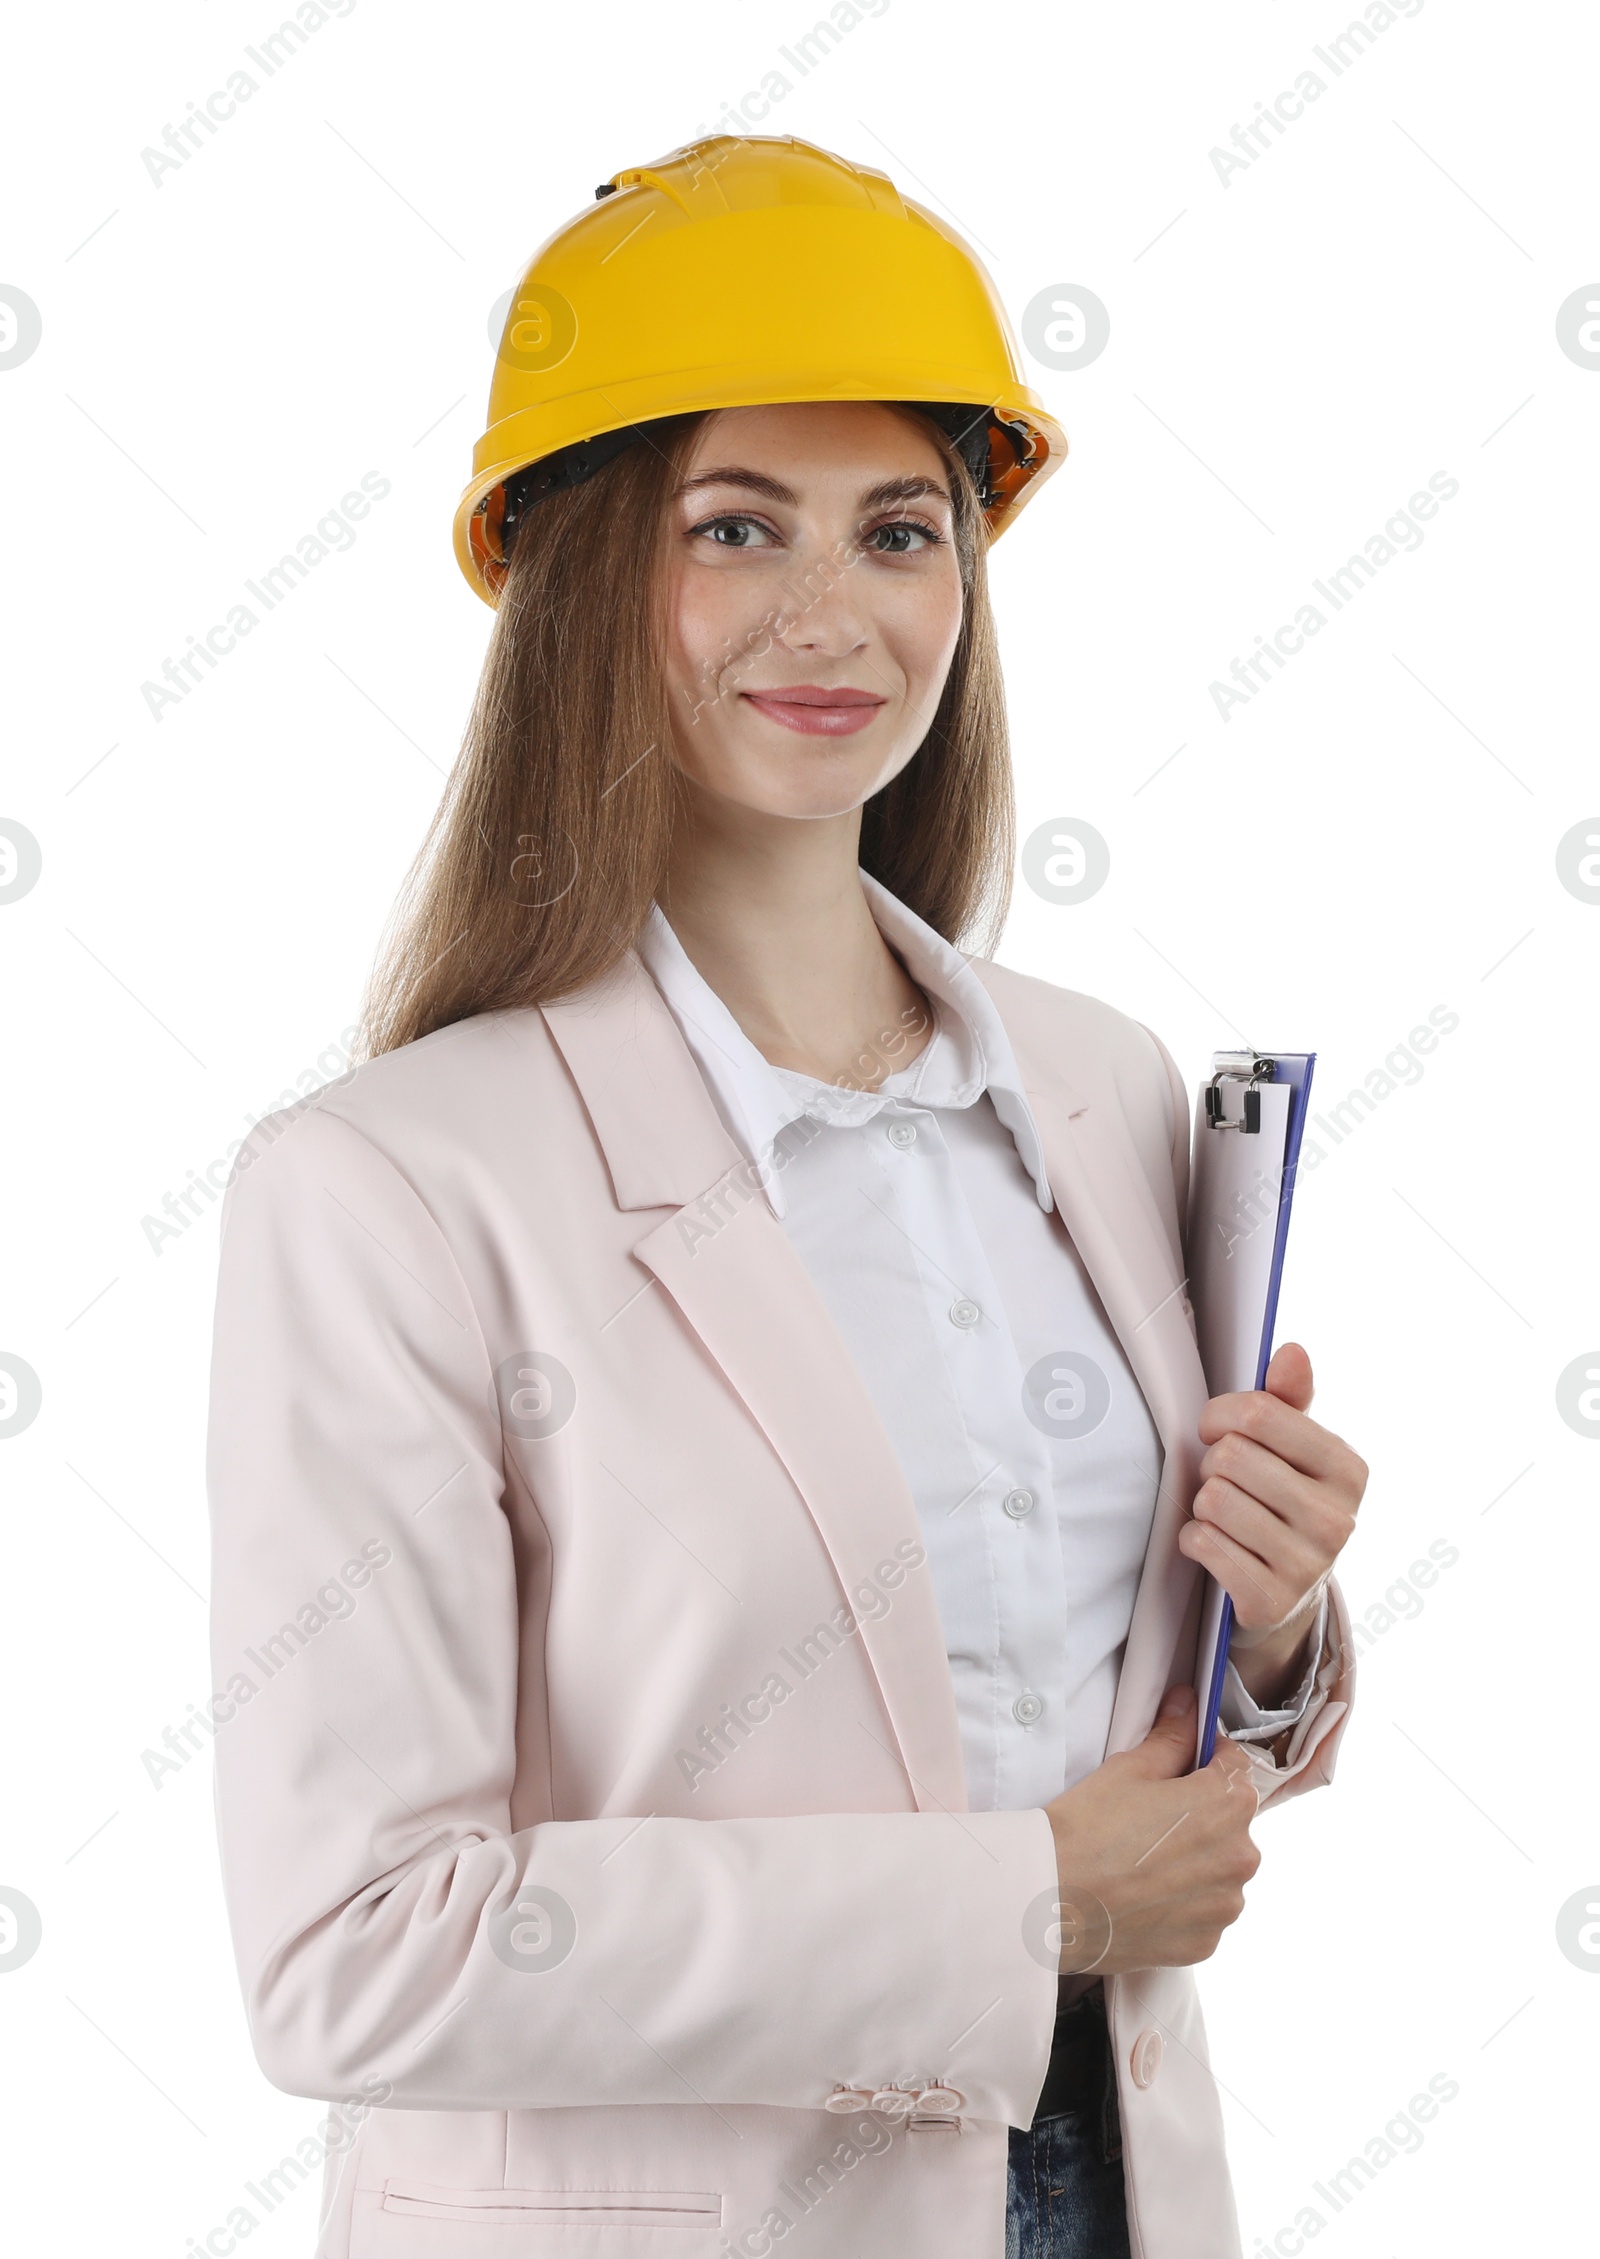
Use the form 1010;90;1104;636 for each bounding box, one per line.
1204;1050;1277;1135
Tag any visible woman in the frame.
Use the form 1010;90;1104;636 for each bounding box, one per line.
207;136;1364;2259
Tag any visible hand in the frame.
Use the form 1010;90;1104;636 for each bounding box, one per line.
1042;1685;1262;1973
1178;1342;1367;1705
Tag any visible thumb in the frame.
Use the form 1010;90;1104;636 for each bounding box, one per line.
1264;1340;1314;1413
1124;1682;1197;1777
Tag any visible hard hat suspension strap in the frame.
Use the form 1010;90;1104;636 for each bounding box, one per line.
497;400;1029;561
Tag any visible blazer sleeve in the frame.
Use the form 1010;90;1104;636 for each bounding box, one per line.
206;1104;1059;2122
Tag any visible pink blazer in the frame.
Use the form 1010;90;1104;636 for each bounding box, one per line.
206;950;1354;2259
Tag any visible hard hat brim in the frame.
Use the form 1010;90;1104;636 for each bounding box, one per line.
454;379;1066;606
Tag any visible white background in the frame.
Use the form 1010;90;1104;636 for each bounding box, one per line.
2;2;1596;2252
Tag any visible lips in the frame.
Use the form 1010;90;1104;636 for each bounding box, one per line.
740;684;888;737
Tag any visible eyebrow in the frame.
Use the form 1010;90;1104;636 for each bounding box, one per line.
676;468;953;512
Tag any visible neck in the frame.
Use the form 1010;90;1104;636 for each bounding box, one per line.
659;792;932;1087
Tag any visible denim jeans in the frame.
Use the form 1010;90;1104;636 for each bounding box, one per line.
1005;1986;1132;2259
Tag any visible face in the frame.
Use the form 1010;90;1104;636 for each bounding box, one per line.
661;402;965;823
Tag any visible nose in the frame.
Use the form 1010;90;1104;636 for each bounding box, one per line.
770;542;870;660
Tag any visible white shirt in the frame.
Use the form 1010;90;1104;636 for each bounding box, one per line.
636;877;1324;1812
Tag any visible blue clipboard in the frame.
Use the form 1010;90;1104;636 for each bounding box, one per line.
1187;1049;1316;1770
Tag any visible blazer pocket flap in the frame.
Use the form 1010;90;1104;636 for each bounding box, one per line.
381;2181;721;2227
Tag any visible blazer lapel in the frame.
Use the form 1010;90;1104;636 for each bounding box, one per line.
543;960;971;1818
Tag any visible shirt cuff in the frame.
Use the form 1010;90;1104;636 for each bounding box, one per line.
1218;1588;1329;1742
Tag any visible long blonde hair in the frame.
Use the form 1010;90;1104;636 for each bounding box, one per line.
359;408;1014;1059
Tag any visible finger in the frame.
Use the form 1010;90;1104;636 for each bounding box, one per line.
1189;1473;1323;1572
1128;1685;1198;1776
1177;1515;1289;1622
1195;1439;1355;1565
1196;1430;1317;1517
1196;1388;1356;1485
1201;1435;1359;1566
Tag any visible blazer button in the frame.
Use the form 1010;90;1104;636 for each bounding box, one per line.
824;2086;874;2113
870;2087;917;2118
1130;2028;1164;2089
915;2084;965;2112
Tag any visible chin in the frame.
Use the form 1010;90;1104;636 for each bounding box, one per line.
733;780;882;825
760;793;874;823
689;741;907;822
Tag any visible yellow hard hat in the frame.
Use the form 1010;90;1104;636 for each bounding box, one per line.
454;133;1066;606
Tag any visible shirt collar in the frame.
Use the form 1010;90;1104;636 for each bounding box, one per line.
634;873;1054;1220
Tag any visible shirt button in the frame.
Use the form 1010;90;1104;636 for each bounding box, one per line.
886;1120;917;1149
949;1298;980;1330
1002;1487;1035;1520
1013;1691;1044;1727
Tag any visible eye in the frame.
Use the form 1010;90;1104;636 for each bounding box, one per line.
691;514;780;549
865;517;943;554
